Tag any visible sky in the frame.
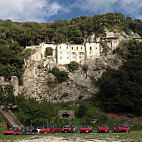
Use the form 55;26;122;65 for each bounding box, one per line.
0;0;142;23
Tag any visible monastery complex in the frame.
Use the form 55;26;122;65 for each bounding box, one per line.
26;32;142;65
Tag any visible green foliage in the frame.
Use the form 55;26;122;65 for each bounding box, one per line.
82;64;88;72
13;95;116;128
45;47;53;56
96;42;142;115
14;95;57;127
0;13;141;84
37;64;44;69
0;114;5;122
21;49;32;59
50;66;60;76
49;67;68;83
114;40;141;59
0;13;141;47
77;104;88;118
82;64;88;78
0;85;16;107
0;41;24;83
101;40;110;55
89;75;97;86
56;71;68;83
67;61;79;73
126;17;142;37
130;124;142;131
47;78;58;88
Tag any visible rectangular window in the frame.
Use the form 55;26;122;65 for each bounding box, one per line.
72;47;73;50
60;57;62;59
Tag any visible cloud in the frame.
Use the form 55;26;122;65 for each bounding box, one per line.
0;0;64;22
73;0;142;19
0;0;141;22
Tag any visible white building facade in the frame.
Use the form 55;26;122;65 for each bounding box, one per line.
70;44;85;63
86;42;100;60
25;41;101;65
56;44;71;65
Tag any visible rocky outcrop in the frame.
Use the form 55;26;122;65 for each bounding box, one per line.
20;52;122;102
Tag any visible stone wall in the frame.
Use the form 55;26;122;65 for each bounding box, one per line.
11;76;19;96
0;77;4;86
0;76;19;96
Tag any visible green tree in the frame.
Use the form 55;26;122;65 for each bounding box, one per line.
67;61;79;72
45;47;53;56
56;71;68;83
50;66;60;76
96;42;142;115
0;85;16;107
82;64;88;78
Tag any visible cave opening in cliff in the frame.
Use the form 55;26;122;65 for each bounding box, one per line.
62;113;70;118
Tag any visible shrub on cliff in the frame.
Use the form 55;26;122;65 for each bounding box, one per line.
66;61;79;73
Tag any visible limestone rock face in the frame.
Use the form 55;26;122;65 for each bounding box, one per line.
20;52;122;102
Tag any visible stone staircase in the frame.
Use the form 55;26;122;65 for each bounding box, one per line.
0;109;24;128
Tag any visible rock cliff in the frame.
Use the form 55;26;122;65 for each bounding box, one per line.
21;53;122;102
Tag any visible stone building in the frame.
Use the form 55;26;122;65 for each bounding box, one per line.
85;42;100;60
0;76;19;96
70;44;85;63
101;37;119;51
57;44;71;65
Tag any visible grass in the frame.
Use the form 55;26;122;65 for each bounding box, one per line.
0;115;5;123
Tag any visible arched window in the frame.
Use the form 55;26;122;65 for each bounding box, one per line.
90;46;92;50
77;47;78;50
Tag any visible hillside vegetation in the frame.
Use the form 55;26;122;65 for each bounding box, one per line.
95;41;142;115
0;13;142;126
0;12;142;82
